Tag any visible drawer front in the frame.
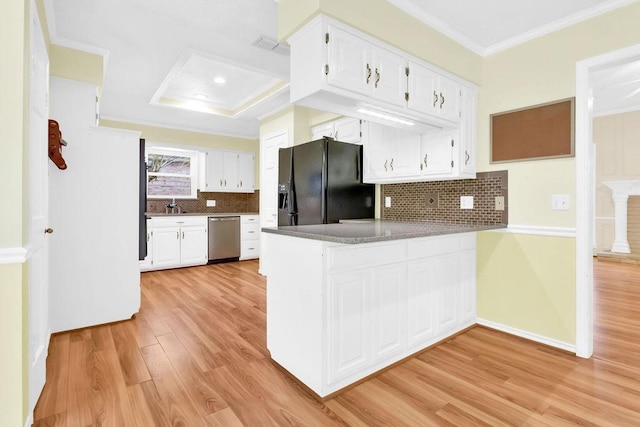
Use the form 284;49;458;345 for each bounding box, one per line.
241;214;260;224
151;216;208;228
326;241;405;271
241;223;260;240
241;239;260;259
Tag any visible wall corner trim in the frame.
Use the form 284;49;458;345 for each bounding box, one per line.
477;318;576;354
0;247;28;264
486;224;576;238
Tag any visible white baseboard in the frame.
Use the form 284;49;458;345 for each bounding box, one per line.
25;414;33;427
477;318;576;354
0;247;27;264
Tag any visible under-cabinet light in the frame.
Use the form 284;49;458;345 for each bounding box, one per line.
356;108;415;126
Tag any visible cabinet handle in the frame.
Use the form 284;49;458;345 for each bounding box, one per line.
390;158;394;171
176;231;179;239
375;68;380;88
240;180;243;187
248;247;255;250
182;231;185;239
384;159;388;172
433;91;438;107
440;92;445;108
248;231;255;234
366;63;372;84
334;131;338;140
220;179;223;186
465;150;470;165
424;154;428;168
224;179;227;186
146;232;150;242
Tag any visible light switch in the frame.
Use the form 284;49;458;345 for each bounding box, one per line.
460;196;474;209
385;196;392;208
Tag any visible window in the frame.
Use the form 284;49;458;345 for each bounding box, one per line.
146;147;199;199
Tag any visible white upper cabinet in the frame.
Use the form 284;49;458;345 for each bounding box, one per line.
407;62;461;123
288;15;477;134
311;117;361;143
327;27;406;107
363;122;421;183
204;149;255;193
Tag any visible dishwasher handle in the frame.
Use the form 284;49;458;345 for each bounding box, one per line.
209;217;239;222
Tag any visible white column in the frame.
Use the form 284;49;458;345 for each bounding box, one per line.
611;192;631;253
603;181;640;254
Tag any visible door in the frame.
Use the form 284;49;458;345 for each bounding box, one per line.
407;61;438;114
28;1;51;415
237;152;255;191
371;264;406;362
421;131;454;176
437;76;461;122
180;226;208;265
205;150;225;191
292;140;325;225
223;151;239;190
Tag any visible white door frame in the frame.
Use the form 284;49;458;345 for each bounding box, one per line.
575;43;640;358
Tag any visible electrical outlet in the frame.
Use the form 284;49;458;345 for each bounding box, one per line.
206;200;216;207
460;196;474;209
551;194;570;211
385;196;392;208
495;196;505;211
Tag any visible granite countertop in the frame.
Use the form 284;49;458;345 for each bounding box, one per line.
261;219;506;244
146;212;258;218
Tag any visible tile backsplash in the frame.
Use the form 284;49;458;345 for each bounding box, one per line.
381;171;508;225
147;190;259;214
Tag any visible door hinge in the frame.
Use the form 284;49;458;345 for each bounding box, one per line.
325;32;329;44
451;160;454;168
324;64;329;75
405;67;410;76
405;92;409;102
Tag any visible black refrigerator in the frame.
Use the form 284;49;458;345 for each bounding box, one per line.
278;137;374;226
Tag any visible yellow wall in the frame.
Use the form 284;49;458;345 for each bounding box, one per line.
99;119;261;189
477;232;576;344
1;0;29;424
50;45;104;90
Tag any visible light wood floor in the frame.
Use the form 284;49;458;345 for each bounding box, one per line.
34;258;640;426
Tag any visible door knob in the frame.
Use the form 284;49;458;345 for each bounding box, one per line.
44;227;54;234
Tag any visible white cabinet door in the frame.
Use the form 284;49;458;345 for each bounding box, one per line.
205;150;225;191
407;260;437;348
459;247;477;325
180;226;208;266
371;46;407;107
407;62;438;114
437;76;461;122
435;252;460;333
371;263;406;363
311;121;335;140
363;122;421;182
327;269;370;384
327;26;370;96
420;131;454;176
333;117;361;143
237;152;255;192
459;87;477;177
223;151;239;190
152;226;181;268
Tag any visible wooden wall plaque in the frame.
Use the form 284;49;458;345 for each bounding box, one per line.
490;98;574;163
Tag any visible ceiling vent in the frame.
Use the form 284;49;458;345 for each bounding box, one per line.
252;36;290;56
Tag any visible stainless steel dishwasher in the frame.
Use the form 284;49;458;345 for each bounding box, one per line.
208;216;240;262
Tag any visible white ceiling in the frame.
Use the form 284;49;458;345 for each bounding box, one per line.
45;0;639;140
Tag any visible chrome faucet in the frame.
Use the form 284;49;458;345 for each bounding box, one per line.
165;197;178;214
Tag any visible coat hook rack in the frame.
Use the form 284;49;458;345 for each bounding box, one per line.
48;119;68;170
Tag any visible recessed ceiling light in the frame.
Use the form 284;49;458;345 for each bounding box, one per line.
192;93;208;100
213;76;226;84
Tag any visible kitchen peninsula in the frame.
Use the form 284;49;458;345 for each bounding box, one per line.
262;220;504;398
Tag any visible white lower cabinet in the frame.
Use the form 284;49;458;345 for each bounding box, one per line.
265;232;476;398
240;214;260;260
143;216;208;271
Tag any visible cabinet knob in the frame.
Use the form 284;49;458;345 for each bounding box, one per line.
44;227;54;234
